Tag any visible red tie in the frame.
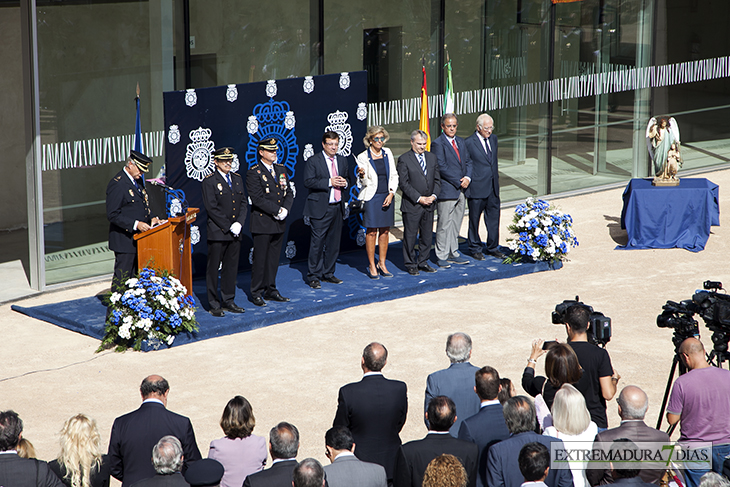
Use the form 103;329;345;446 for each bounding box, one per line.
330;157;341;202
452;139;460;161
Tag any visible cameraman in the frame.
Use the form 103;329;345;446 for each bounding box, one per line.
564;305;620;431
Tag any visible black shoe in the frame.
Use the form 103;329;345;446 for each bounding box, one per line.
407;267;420;276
222;303;245;313
265;292;290;302
376;263;394;278
418;264;437;273
323;276;343;284
209;308;225;317
471;252;485;261
251;296;267;307
309;279;321;289
366;268;380;279
487;250;507;259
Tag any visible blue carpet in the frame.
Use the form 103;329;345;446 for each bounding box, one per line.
12;242;560;350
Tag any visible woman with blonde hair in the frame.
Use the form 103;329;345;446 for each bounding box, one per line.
208;395;267;487
422;454;468;487
355;126;399;279
543;384;597;487
49;414;110;487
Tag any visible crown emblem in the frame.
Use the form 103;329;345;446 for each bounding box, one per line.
189;127;212;143
327;111;349;125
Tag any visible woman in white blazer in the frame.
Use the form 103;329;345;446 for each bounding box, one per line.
355;126;399;279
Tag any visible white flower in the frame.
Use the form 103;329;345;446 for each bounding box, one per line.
167;335;175;345
125;278;138;287
123;316;133;325
109;292;121;304
138;318;153;331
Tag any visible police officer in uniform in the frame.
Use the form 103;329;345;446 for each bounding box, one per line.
202;147;247;317
245;138;293;307
106;150;163;290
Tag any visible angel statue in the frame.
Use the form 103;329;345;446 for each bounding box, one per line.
646;116;682;186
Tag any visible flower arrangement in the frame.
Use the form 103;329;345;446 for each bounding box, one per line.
505;197;578;263
99;268;198;352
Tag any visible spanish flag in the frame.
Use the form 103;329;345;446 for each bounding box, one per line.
419;65;431;151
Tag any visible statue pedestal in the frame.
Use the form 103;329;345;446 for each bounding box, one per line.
652;177;680;187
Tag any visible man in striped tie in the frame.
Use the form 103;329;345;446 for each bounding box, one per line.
397;130;441;275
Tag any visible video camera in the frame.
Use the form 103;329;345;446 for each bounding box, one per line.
552;296;611;347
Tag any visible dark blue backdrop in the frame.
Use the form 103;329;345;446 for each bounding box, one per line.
163;72;368;277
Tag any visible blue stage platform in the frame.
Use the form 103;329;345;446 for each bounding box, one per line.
12;242;560;350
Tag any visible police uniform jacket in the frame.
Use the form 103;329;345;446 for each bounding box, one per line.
107;169;152;254
201;170;247;241
246;162;294;234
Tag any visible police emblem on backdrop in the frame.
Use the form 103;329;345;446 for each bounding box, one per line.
244;98;299;177
184;127;215;181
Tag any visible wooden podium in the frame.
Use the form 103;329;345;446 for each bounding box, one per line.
134;208;199;296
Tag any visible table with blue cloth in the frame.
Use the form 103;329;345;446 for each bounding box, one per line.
617;178;719;252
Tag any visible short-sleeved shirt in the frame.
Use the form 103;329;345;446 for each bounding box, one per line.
667;366;730;444
568;341;613;428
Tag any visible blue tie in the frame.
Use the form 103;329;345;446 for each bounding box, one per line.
418;154;427;176
226;173;232;188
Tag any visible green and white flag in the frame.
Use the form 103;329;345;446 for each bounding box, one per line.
443;59;454;114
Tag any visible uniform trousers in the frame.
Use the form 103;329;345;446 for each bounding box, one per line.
113;252;137;291
435;192;466;260
206;239;241;309
251;232;285;298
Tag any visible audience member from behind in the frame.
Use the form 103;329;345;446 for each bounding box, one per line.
498;379;515;405
17;437;37;459
185;458;225;487
564;305;620;430
422;454;468;487
395;396;478;487
587;386;669;486
243;422;299;487
130;436;186;487
518;443;550;487
0;410;64;487
108;375;202;487
425;332;481;436
667;337;730;487
542;385;597;487
699;473;730;487
607;440;655;487
49;414;111;487
333;342;408;483
458;366;510;487
486;396;572;487
523;341;582;412
208;396;267;487
323;426;387;487
293;458;326;487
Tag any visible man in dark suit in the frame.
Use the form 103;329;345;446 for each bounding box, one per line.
303;131;350;289
604;440;659;487
202;147;247;317
246;138;294;307
106;150;163;290
324;426;387;487
397;129;441;275
129;436;189;487
394;396;478;487
587;386;669;486
458;366;510;487
108;375;202;486
464;114;504;260
333;342;408;483
431;113;472;268
486;396;573;487
0;410;65;487
243;422;300;487
294;458;326;487
424;332;480;436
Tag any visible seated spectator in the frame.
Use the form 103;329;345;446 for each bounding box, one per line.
243;422;300;487
208;396;267;487
498;379;515;405
0;410;64;487
607;440;655;487
49;413;111;487
293;458;326;487
518;443;550;487
422;454;468;487
323;426;387;487
17;437;37;459
699;472;730;487
130;435;187;486
523;341;582;411
185;458;225;487
543;385;597;487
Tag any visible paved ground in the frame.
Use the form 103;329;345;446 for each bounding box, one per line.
2;169;729;486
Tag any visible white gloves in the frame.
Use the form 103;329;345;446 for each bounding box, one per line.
275;207;288;221
230;222;242;236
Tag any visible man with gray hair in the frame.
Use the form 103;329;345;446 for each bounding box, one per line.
587;386;670;486
293;458;326;487
463;113;504;260
129;435;188;486
397;129;441;275
425;332;480;436
486;396;573;487
244;422;300;487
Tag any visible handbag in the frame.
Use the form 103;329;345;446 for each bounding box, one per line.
348;199;365;215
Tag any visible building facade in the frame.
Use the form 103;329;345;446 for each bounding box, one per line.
1;0;728;289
